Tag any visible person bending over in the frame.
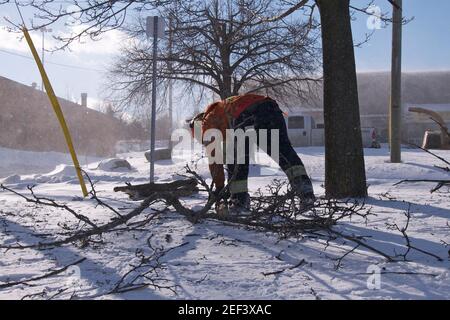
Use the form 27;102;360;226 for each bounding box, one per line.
190;94;315;211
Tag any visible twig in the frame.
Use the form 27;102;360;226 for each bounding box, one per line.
394;180;450;193
386;204;443;262
262;259;307;276
334;244;361;270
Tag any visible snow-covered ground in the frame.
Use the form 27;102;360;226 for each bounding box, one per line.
0;146;103;178
0;145;449;300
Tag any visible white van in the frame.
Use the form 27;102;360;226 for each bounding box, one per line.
285;114;316;147
285;114;380;148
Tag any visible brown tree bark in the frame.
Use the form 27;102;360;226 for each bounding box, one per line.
316;0;367;198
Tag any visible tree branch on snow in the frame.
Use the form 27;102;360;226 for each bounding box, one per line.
386;204;444;262
262;258;307;276
0;166;214;250
0;258;86;290
107;235;188;295
394;143;450;193
0;184;98;229
333;244;361;270
21;287;71;300
1;166;445;283
394;180;450;193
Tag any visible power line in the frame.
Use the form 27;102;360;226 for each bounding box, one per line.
0;48;104;72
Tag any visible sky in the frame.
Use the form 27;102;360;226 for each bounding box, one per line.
0;0;449;116
352;0;450;71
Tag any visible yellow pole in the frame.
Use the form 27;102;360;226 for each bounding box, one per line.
22;27;88;197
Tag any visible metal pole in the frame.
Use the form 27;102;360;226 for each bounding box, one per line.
168;17;173;151
390;0;402;163
150;16;159;182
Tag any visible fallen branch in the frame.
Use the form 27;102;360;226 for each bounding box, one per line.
396;143;450;193
1;165;443;292
0;258;86;289
262;259;307;276
0;184;98;229
114;178;199;200
0;195;160;250
0;166;217;250
394;180;450;193
386;204;443;262
107;236;188;296
327;229;395;262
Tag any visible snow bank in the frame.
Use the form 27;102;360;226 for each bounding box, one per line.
96;158;133;172
0;146;102;178
0;174;21;184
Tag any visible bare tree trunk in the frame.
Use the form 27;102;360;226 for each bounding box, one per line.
316;0;367;198
219;22;233;99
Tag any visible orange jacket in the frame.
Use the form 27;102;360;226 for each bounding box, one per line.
201;94;271;189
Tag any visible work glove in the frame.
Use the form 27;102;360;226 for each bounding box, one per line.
213;187;230;217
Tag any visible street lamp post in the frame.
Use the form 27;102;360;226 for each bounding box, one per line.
146;16;165;183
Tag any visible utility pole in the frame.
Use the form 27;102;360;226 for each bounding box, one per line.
168;17;173;151
146;16;165;182
390;0;403;163
40;27;52;91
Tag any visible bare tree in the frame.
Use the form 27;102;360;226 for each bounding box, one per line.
106;0;320;113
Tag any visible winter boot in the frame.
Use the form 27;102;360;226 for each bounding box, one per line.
291;175;316;204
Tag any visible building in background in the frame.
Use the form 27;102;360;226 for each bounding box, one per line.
0;76;145;156
285;71;450;145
